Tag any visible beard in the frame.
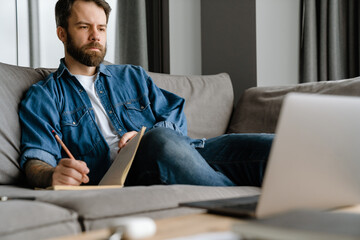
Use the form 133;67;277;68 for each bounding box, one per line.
66;32;107;67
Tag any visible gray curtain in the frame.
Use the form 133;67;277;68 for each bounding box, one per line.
300;0;360;83
115;0;148;70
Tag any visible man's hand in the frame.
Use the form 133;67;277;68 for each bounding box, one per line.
52;158;90;186
24;159;90;188
118;131;138;152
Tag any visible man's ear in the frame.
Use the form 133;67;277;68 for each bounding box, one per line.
57;26;67;43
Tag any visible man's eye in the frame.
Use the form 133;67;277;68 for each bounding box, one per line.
80;26;88;29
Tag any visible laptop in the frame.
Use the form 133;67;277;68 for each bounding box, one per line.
180;93;360;218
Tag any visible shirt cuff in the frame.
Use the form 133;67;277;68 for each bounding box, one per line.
20;149;58;169
190;138;206;149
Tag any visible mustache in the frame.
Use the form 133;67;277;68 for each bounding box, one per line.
84;42;104;50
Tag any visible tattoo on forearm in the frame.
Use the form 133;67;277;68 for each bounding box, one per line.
24;160;54;188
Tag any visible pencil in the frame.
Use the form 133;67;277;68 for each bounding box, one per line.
52;130;75;159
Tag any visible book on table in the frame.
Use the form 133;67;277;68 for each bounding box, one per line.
47;126;146;190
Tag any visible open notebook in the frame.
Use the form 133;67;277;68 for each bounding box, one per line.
46;126;146;190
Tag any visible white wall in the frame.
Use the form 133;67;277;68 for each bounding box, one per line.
0;2;17;65
17;0;30;67
256;0;301;86
169;0;202;75
38;0;63;68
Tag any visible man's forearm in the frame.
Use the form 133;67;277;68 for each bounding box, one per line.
24;159;54;188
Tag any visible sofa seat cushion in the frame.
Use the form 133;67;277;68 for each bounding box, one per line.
0;197;81;240
0;185;260;231
37;185;259;231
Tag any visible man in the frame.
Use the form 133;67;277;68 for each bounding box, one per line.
19;0;274;188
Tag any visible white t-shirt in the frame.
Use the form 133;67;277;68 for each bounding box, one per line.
75;74;120;162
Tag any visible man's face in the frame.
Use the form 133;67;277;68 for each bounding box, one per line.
63;0;107;67
66;29;107;67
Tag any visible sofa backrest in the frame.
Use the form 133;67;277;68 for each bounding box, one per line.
0;62;234;185
0;63;45;185
228;77;360;134
148;72;234;139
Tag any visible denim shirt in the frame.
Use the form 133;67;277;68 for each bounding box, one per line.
19;59;201;184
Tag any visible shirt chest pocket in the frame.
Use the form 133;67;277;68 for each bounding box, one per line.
123;96;156;129
60;108;101;157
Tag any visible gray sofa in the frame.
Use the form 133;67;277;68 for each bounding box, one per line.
1;61;360;239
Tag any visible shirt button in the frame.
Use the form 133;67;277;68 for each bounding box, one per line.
140;106;144;109
109;111;113;114
99;91;103;94
118;129;122;132
73;122;76;125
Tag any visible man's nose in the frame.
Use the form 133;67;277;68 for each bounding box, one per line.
90;27;100;41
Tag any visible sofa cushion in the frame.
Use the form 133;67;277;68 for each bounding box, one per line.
149;72;234;139
0;62;44;185
0;185;260;231
0;198;81;240
228;77;360;133
38;185;259;231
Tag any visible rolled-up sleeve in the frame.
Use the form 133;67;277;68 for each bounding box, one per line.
19;83;61;169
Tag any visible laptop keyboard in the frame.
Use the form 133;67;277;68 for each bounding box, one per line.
179;195;260;217
222;201;258;211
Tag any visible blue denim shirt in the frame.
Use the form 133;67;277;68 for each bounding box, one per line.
19;59;200;184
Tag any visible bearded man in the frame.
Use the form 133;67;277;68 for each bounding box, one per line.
19;0;273;188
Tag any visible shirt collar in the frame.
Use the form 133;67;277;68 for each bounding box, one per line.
98;62;111;77
56;58;111;79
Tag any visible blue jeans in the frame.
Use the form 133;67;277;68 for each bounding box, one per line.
125;127;274;187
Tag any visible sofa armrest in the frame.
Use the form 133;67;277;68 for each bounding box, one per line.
227;77;360;133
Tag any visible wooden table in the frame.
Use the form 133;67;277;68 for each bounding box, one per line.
52;205;360;240
52;213;243;240
145;213;242;240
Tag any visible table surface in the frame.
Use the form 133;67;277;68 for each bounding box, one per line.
51;205;360;240
51;213;243;240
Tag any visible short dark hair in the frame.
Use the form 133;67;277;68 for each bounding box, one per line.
55;0;111;29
